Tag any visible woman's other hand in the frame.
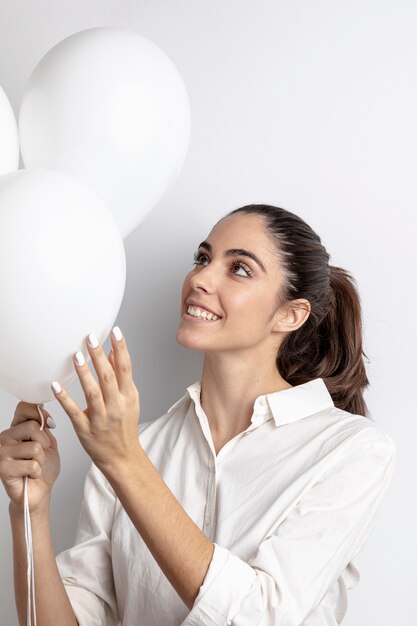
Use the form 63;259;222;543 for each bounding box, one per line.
0;402;60;514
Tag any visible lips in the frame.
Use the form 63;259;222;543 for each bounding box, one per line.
185;300;222;318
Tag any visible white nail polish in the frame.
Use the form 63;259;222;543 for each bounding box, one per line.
88;333;99;348
46;416;56;428
51;381;61;393
75;351;85;366
112;326;123;341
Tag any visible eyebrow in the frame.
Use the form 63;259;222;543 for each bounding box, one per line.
197;241;267;273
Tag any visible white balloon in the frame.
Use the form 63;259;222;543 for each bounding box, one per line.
0;86;19;175
0;168;126;405
18;27;191;239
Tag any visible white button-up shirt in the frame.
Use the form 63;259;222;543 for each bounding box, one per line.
56;378;397;626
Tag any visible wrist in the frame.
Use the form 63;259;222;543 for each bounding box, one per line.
9;495;51;522
99;443;145;485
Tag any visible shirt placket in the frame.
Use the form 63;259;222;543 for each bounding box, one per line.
192;392;271;540
203;453;217;541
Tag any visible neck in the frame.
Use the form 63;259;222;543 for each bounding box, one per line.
199;352;292;440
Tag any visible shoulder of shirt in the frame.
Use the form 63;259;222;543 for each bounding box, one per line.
356;420;397;458
323;405;397;459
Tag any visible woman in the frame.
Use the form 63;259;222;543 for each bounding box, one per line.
1;204;397;625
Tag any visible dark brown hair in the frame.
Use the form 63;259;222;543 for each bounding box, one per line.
223;204;371;418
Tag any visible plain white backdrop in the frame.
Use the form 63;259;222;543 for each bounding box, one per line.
0;1;415;624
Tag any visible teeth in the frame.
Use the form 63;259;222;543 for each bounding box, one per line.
187;305;220;321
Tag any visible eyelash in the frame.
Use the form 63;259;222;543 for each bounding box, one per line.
192;251;253;277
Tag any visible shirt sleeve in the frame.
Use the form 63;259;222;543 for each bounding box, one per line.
181;426;397;626
55;461;120;626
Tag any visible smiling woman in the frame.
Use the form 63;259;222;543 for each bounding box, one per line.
177;204;369;419
1;204;396;626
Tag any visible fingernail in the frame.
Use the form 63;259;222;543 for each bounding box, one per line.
46;416;56;429
51;381;62;393
112;326;123;341
75;351;85;366
88;332;99;348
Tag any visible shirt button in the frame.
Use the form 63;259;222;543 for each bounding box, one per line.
204;518;211;526
259;397;266;406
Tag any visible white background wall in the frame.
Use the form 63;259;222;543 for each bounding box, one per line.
0;1;415;624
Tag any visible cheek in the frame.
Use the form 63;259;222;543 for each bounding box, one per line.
227;289;272;325
232;308;260;331
229;289;260;311
223;293;255;325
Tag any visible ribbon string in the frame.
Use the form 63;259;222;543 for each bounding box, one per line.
24;403;45;626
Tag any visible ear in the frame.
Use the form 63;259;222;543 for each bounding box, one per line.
271;298;311;334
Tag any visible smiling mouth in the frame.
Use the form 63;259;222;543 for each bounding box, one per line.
184;315;220;322
183;308;222;322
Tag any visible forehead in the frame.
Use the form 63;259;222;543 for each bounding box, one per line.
208;213;275;252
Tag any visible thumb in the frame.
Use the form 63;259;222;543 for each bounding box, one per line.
45;427;58;449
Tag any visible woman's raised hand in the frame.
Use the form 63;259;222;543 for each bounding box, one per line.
0;402;60;514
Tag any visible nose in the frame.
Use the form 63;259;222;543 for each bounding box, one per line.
188;262;217;293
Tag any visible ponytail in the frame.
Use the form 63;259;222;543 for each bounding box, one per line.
277;264;370;417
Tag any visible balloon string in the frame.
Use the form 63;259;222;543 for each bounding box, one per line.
24;403;45;626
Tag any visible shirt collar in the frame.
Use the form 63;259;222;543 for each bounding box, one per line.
167;377;335;426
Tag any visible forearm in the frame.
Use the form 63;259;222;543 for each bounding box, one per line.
9;500;78;626
103;447;214;610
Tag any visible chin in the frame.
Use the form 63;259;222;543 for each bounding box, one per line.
175;329;211;351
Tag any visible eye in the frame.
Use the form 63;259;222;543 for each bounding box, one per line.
192;252;253;277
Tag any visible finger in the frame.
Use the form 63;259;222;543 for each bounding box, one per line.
12;402;52;428
44;427;58;450
110;327;137;397
1;459;42;480
7;441;46;466
50;381;90;433
83;332;120;404
0;422;51;448
72;349;107;420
